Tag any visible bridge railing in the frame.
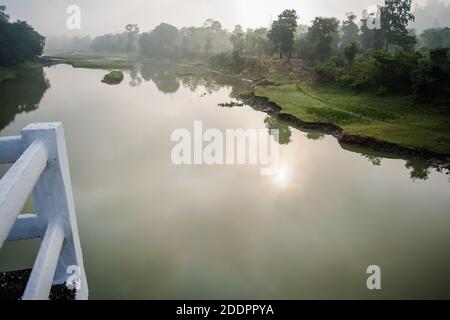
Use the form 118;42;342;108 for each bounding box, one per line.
0;123;88;300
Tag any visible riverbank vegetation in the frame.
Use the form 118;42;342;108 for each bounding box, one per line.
0;6;45;82
32;1;450;155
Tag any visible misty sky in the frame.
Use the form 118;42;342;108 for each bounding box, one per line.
1;0;441;37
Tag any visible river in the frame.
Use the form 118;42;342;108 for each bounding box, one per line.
0;63;449;299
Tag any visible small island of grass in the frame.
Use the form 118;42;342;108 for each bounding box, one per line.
102;71;124;85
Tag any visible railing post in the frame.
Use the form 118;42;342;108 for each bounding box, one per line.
22;123;88;300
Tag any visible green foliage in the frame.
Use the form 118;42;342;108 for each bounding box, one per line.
268;9;298;58
255;84;450;154
102;71;124;85
0;6;45;66
340;12;360;48
299;17;340;62
230;25;245;54
244;28;272;56
320;47;449;102
208;51;266;77
413;48;450;101
380;0;416;49
371;50;421;93
139;23;179;57
343;42;362;63
419;28;450;49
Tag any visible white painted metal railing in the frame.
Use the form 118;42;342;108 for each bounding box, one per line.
0;123;88;300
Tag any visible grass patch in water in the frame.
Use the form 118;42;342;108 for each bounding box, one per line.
102;71;124;85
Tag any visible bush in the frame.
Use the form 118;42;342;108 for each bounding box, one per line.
371;50;422;94
413;48;450;101
343;42;361;63
314;61;341;83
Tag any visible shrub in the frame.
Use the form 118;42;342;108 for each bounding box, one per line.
413;48;450;101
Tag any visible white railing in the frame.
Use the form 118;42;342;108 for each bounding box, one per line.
0;123;88;300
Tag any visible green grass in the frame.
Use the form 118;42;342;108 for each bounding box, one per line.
255;83;450;154
63;59;133;69
102;71;124;85
47;52;134;69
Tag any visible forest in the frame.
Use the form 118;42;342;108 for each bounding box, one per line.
42;0;450;102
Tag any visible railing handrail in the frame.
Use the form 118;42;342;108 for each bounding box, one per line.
0;123;88;300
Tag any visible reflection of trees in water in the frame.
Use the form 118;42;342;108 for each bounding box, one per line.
179;75;221;94
363;154;382;166
139;62;250;97
405;159;431;181
264;116;292;145
306;131;325;141
129;68;142;87
140;63;180;93
0;67;50;131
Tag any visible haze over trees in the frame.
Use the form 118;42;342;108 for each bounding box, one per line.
36;0;450;102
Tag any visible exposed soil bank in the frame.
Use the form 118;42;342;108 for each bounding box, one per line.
240;92;450;169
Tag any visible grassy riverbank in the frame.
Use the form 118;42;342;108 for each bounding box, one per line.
255;83;450;155
205;54;449;156
40;51;450;156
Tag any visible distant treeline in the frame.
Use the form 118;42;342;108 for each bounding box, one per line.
45;0;450;57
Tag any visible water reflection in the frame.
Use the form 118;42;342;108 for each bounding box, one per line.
0;64;449;299
138;62;249;98
140;63;180;93
129;68;142;87
0;67;50;131
264;116;292;145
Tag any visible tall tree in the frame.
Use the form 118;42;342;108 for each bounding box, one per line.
125;24;139;53
268;9;298;59
340;12;360;48
230;25;245;54
360;9;385;50
139;23;179;57
299;17;340;62
381;0;416;49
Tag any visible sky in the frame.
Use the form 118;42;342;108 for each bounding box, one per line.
1;0;439;37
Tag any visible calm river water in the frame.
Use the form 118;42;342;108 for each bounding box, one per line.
0;64;449;299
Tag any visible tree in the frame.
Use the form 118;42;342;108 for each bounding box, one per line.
0;6;45;66
360;9;385;50
341;12;360;48
244;28;271;57
299;17;340;62
125;24;139;53
343;42;361;63
230;25;245;54
380;0;416;49
268;9;298;59
419;27;450;49
139;23;179;57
